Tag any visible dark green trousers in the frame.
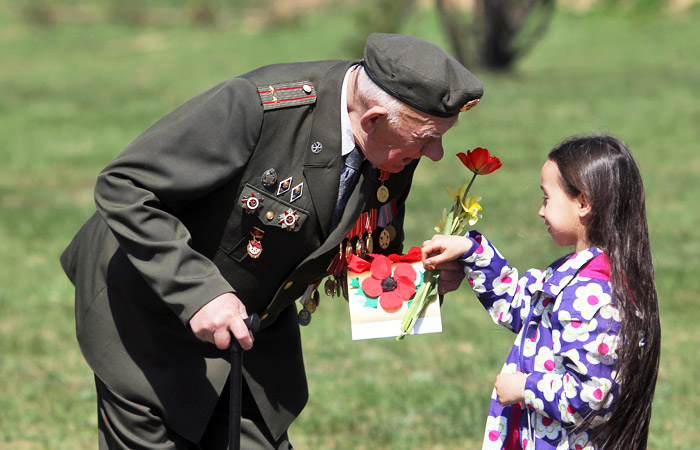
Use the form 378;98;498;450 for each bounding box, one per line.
96;376;293;449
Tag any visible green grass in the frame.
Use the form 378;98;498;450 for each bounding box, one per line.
1;2;698;448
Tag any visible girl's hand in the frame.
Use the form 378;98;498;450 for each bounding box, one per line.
494;372;527;406
421;235;474;270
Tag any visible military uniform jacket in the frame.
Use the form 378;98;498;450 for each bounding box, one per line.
60;59;418;442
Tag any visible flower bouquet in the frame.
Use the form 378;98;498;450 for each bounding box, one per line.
396;147;502;340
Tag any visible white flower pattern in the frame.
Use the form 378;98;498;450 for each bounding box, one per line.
461;231;620;449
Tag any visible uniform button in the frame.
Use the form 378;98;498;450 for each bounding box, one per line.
284;281;294;289
302;84;312;94
266;211;274;221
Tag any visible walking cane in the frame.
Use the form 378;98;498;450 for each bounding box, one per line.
229;313;260;450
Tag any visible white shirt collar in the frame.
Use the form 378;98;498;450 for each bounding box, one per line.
340;65;359;157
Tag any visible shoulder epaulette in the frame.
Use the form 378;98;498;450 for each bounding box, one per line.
258;81;317;110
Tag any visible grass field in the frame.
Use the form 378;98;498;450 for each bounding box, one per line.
1;1;699;448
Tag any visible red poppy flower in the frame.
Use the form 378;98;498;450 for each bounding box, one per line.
387;246;422;263
361;255;417;311
457;147;502;175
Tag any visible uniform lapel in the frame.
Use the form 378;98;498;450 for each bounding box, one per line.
302;60;361;238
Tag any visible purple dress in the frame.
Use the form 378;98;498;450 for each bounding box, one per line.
459;231;621;450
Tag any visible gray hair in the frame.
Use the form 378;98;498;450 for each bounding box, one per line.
356;65;409;128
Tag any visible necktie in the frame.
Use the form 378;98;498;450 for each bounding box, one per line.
329;145;364;231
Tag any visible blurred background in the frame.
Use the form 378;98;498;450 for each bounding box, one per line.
1;0;698;448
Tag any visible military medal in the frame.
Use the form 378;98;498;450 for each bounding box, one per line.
378;228;391;249
277;176;292;196
355;237;366;257
376;170;390;203
241;192;263;213
261;168;277;189
306;290;320;313
366;233;374;253
385;224;397;241
279;208;299;230
298;307;311;326
246;227;264;258
363;210;376;254
377;200;397;249
290;182;304;203
345;239;354;263
324;277;337;297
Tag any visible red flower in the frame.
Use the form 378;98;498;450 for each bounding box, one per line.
387;246;422;263
361;255;417;311
457;147;502;175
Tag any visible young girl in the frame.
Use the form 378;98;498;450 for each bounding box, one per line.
423;135;660;449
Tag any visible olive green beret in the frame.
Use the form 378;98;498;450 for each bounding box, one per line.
363;33;484;118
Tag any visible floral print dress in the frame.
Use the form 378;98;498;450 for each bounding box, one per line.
459;231;621;450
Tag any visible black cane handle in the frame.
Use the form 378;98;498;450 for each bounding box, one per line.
230;313;260;354
243;313;260;333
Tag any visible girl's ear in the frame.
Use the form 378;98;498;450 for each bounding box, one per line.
360;105;388;135
578;194;592;218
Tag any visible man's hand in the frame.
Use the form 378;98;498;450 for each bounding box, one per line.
494;372;527;406
189;292;254;350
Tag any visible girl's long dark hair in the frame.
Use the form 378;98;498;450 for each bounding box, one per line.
549;134;660;449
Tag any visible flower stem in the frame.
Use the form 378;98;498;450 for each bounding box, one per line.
461;172;478;208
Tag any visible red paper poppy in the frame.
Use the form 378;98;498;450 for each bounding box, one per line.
361;255;417;311
457;147;502;175
387;246;422;263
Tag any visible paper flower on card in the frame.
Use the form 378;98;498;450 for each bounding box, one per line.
361;255;417;311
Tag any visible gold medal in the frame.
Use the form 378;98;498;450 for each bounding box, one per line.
355;238;366;256
385;224;396;241
378;229;391;249
376;185;389;203
306;290;320;313
324;278;336;297
346;240;354;263
366;234;374;253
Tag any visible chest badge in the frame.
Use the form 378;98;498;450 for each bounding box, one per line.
246;227;265;259
310;142;323;154
290;182;304;203
277;177;292;196
279;208;299;230
241;192;263;213
261;168;278;189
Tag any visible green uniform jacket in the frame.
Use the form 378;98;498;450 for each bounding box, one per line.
60;59;418;442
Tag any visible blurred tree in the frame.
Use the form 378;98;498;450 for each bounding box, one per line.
344;0;419;56
436;0;555;71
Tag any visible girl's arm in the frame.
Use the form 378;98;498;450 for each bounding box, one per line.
423;231;545;334
522;278;621;427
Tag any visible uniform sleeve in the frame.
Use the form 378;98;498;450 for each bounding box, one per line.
459;230;546;334
522;278;621;427
94;77;264;323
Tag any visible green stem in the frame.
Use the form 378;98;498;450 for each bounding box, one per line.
460;172;478;210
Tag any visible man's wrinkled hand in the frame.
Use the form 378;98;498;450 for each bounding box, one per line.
189;292;254;350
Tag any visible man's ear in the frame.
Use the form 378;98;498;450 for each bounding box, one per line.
578;195;592;218
359;105;388;136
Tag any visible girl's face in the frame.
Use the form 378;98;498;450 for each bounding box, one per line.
539;160;590;252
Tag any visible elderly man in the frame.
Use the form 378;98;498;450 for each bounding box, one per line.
60;33;483;449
